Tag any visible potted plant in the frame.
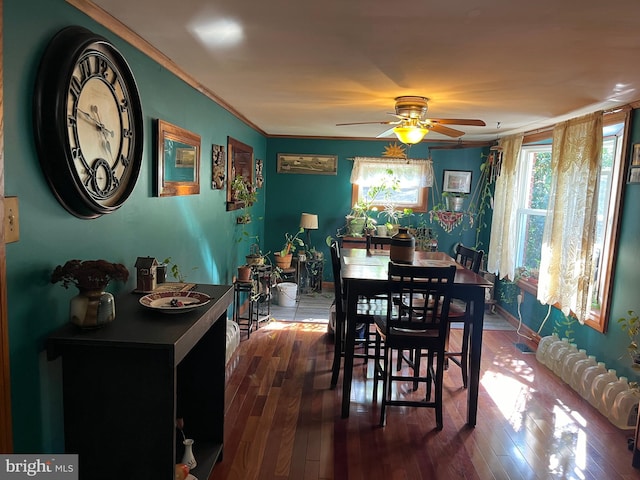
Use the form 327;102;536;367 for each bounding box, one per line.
442;191;468;212
381;206;412;236
344;168;399;237
245;242;267;266
160;257;200;284
231;175;257;224
274;227;305;269
345;201;374;236
618;310;640;370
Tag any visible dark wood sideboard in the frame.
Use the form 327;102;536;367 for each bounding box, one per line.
47;284;234;480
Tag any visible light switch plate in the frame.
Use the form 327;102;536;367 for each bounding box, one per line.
5;196;19;243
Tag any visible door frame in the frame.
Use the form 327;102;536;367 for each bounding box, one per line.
0;0;14;453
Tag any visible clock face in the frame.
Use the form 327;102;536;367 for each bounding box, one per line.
33;26;144;219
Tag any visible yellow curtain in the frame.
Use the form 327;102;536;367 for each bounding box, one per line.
487;133;524;280
537;111;603;323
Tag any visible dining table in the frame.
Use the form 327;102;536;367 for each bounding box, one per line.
338;248;494;426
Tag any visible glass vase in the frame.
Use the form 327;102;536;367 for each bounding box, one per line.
69;287;115;329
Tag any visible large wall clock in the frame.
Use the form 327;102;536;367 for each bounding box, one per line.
33;26;144;219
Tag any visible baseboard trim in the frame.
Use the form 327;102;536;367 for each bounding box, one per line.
494;304;540;350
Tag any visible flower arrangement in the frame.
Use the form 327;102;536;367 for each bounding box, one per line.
51;259;129;291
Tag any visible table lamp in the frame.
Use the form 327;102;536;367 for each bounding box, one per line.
299;213;318;249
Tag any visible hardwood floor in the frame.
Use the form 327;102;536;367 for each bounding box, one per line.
211;320;640;480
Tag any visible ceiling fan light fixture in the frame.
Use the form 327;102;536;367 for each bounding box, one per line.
393;125;429;144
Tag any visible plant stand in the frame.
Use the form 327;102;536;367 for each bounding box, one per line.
298;258;324;294
234;265;272;338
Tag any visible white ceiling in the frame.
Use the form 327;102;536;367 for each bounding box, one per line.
92;0;640;142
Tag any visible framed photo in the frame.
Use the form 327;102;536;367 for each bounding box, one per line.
442;170;472;194
633;144;640;166
175;148;196;168
277;153;337;175
629;166;640;184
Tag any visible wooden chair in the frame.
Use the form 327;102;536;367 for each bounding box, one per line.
395;244;484;389
367;235;392;250
444;244;484;388
373;262;456;428
329;241;384;388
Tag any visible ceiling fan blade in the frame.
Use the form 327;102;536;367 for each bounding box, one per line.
428;118;486;126
336;120;397;126
376;127;396;138
428;124;465;138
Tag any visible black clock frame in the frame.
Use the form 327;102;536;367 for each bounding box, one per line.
33;26;144;219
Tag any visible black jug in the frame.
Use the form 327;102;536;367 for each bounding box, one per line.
390;227;415;264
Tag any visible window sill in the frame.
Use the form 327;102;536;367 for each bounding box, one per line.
516;277;538;296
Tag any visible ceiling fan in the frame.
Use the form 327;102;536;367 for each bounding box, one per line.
336;96;486;144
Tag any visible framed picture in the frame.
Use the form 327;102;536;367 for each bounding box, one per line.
226;137;254;211
633;144;640;166
629;166;640;184
155;119;200;197
175;148;196;168
277;153;337;175
442;170;472;194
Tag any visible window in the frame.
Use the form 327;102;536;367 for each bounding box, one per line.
514;120;627;332
351;159;430;212
515;146;552;274
585;123;625;330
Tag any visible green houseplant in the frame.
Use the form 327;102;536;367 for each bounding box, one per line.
274;227;304;269
231;175;257;224
441;191;468;212
343;168;399;237
618;310;640;370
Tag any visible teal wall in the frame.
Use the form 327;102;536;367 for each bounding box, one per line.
4;0;639;455
264;138;486;274
4;0;267;452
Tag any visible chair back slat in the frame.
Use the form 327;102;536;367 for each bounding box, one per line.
385;263;456;341
368;235;392;250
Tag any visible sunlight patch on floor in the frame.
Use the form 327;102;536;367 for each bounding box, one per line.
482;371;533;430
482;365;589;478
547;401;588;476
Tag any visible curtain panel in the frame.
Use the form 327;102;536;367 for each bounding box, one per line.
487;134;524;280
350;157;433;187
537;111;603;323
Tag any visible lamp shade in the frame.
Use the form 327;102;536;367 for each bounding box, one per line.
300;213;318;229
393;125;429;144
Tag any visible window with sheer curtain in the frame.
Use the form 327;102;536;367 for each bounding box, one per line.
350;157;433;212
489;110;628;331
